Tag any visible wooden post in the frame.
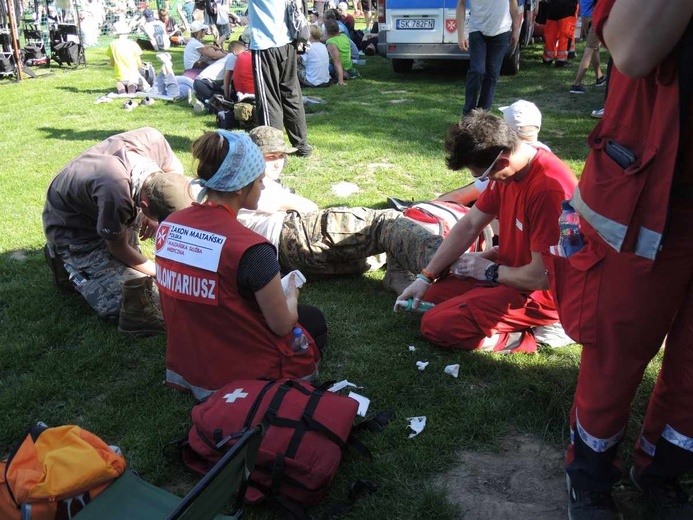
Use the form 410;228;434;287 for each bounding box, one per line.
5;0;23;81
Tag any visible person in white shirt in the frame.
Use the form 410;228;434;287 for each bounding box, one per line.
138;8;170;51
298;25;331;88
456;0;520;115
183;20;226;70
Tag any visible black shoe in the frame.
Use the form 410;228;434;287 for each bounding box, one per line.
295;144;313;157
570;84;587;94
555;60;571;68
631;467;693;519
567;475;622;520
542;58;553;66
386;197;418;211
596;76;607;87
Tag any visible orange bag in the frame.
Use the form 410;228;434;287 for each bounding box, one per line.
0;422;126;520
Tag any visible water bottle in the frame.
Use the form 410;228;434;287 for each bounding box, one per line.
394;298;436;313
289;327;309;353
558;201;584;257
63;263;88;288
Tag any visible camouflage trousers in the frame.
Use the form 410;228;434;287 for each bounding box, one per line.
278;208;442;276
53;216;146;319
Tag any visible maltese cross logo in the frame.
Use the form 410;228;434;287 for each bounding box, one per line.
446;19;457;33
155;224;171;253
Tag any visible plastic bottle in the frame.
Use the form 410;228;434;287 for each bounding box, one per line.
394;298;436;313
63;263;88;288
290;327;309;353
558;200;584;257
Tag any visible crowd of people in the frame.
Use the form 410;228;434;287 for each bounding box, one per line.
38;0;693;519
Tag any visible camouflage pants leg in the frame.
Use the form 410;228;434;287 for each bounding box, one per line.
57;217;145;318
278;208;401;276
380;217;443;275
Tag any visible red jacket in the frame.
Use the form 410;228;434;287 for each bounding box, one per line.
156;203;319;400
572;0;685;263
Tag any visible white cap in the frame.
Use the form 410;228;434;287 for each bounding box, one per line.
113;21;130;35
189;20;208;33
337;1;348;12
498;100;542;131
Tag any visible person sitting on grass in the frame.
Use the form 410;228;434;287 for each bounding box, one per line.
159;8;184;42
322;9;359;60
325;20;359;85
183;20;227;71
223;40;255;100
157;131;324;400
42;127;194;336
107;21;149;95
499;100;552;152
336;2;354;34
397;110;578;354
298;25;331;88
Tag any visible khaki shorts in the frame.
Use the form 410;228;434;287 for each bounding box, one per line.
582;16;601;50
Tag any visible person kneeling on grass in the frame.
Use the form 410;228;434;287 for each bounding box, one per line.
157;131;324;400
107;21;148;95
42;127;194;336
325;20;359;85
398;110;578;354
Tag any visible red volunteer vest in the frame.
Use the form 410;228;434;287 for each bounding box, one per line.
572;0;684;263
156;203;319;400
232;51;255;95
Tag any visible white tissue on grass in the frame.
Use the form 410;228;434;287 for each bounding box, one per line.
444;364;460;378
408;345;416;352
327;380;359;393
407;416;426;438
416;361;429;371
348;392;370;417
331;181;360;197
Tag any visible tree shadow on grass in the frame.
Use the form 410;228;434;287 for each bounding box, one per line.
36;126;194;154
56;86;113;95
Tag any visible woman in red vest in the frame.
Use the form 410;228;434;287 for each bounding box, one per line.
156;131;324;400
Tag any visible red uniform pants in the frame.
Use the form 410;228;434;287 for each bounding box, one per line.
560;205;693;491
420;276;559;352
543;16;576;63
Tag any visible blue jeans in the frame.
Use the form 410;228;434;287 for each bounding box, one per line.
463;31;510;115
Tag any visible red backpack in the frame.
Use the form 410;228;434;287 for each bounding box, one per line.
181;379;379;506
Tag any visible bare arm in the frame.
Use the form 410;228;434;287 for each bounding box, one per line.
327;43;345;85
509;0;520;48
223;69;233;99
497;251;548;291
424;205;495;278
456;0;468;51
199;45;227;61
255;273;299;336
435;182;481;205
105;233;156;277
603;0;693;78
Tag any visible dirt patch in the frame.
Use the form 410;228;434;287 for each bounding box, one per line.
436;433;566;519
8;250;27;261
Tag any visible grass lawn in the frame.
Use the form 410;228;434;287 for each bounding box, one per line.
0;36;664;519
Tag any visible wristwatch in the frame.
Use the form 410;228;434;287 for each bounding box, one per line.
484;263;499;284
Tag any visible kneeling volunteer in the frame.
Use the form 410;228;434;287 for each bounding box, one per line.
156;131;324;400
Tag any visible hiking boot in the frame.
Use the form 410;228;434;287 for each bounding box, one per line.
570;84;586;94
383;265;415;295
43;244;72;291
118;277;165;336
596;76;607;87
630;466;693;519
567;475;622;520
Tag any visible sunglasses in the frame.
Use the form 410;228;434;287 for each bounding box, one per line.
477;150;504;182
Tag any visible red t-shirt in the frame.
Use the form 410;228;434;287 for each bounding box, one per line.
232;51;255;95
475;149;578;268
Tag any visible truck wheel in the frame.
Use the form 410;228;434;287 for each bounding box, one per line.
501;45;520;76
392;59;413;73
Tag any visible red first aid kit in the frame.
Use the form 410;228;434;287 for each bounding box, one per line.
182;379;359;505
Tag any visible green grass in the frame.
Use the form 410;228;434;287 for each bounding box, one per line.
0;38;662;519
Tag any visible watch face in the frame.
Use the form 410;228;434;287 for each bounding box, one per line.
485;263;498;282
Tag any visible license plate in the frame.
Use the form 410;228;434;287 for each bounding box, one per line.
395;18;434;30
